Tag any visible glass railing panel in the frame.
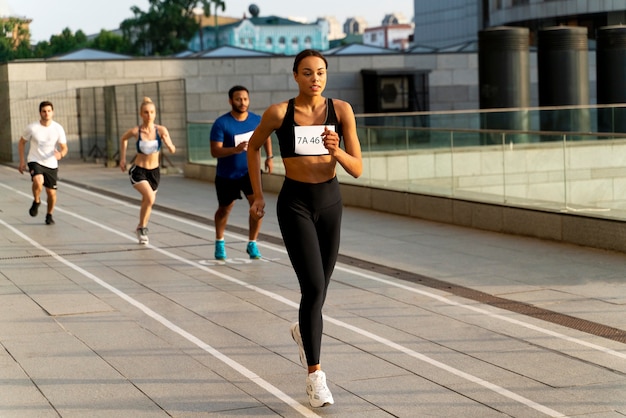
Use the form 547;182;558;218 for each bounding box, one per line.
357;104;626;136
339;125;408;189
562;132;626;219
501;132;567;211
187;122;215;164
261;133;285;177
340;125;372;186
449;130;503;203
188;104;626;222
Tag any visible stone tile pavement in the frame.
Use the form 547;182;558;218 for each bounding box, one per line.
0;161;625;417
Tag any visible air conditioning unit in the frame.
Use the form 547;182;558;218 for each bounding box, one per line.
379;77;409;110
360;69;430;113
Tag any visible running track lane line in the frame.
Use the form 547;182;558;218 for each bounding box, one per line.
334;265;626;361
60;179;626;362
1;183;567;417
0;221;320;418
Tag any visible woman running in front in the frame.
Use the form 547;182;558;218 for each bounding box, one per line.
247;49;363;407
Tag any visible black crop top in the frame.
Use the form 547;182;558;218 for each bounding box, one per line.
275;98;342;158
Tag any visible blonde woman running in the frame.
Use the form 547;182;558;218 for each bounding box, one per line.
120;97;176;244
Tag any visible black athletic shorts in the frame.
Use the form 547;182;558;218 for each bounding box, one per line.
129;165;160;191
28;162;58;190
215;173;254;207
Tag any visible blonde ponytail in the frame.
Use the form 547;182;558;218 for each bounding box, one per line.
140;96;155;112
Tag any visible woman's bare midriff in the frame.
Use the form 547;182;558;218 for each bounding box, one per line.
283;156;336;183
134;152;160;170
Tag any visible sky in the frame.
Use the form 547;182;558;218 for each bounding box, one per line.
7;0;414;43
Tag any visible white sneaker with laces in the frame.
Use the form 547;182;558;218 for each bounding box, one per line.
306;370;334;407
290;322;307;369
136;227;149;245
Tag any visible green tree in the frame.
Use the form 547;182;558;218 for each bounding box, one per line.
89;30;133;54
51;28;89;55
121;0;220;56
33;28;89;58
0;42;11;63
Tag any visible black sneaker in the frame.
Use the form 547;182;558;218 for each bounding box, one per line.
29;200;40;217
45;214;55;225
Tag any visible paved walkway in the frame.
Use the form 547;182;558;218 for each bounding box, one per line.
0;161;625;417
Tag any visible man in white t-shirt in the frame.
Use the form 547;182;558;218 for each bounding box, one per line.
18;101;68;225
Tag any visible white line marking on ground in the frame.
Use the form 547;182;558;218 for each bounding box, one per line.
0;218;320;418
1;182;567;416
325;317;565;417
60;180;626;361
334;266;626;361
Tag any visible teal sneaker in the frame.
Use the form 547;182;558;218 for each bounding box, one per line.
246;241;262;259
215;240;226;260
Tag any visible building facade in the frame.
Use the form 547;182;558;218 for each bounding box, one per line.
1;0;31;51
413;0;626;49
320;16;345;40
189;15;328;55
412;1;482;48
343;17;368;35
363;24;414;50
0;17;31;48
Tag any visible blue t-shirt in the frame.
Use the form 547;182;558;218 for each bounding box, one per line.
210;112;261;179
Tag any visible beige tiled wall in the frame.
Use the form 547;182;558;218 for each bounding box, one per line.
1;53;483;162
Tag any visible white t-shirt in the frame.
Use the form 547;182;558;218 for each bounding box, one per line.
23;121;67;169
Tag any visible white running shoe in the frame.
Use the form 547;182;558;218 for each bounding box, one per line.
136;227;149;245
290;322;307;369
306;370;334;407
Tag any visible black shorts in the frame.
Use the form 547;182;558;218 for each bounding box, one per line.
129;165;160;191
28;162;58;190
215;173;254;207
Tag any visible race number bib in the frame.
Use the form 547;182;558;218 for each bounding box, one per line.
234;130;254;147
294;125;335;155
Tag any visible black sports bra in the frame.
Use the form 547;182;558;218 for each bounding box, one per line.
275;98;342;158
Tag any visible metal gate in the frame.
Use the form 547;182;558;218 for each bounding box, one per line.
77;79;186;167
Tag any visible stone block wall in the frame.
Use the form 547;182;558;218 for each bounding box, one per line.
0;50;601;163
0;53;484;163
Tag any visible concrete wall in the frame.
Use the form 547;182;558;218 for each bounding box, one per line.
0;52;492;163
1;51;601;162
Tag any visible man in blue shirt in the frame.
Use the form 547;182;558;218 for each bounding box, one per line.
210;85;273;260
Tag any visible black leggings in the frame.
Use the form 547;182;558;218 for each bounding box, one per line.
277;177;342;366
